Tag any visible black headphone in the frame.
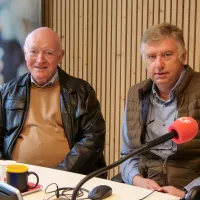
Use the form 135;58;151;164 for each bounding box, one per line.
181;186;200;200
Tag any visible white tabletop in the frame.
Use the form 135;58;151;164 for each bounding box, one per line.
21;164;180;200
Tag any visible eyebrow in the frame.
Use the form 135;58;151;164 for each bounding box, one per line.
146;50;174;55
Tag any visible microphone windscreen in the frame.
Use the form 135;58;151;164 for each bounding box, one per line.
168;117;198;144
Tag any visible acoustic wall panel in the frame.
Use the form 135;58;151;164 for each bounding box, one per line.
42;0;200;179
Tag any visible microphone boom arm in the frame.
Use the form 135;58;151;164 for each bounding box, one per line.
71;130;177;199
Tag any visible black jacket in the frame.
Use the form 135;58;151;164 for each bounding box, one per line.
0;67;106;177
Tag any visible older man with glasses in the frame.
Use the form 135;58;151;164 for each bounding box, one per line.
0;27;106;178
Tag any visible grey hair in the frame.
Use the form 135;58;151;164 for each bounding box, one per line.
140;23;186;60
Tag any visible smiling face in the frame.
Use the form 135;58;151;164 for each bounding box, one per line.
141;38;186;93
24;27;64;86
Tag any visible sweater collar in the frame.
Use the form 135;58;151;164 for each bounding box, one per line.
31;70;59;88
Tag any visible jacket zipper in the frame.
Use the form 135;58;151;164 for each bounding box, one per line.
163;158;168;185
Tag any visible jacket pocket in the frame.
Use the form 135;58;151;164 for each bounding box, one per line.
4;99;24;132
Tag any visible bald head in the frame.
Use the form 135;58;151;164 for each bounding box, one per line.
24;27;63;54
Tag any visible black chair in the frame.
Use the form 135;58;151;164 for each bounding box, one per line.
111;173;124;183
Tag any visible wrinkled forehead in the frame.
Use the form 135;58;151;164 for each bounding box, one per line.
141;38;180;54
24;31;61;51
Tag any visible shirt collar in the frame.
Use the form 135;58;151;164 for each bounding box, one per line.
152;67;186;103
31;70;59;88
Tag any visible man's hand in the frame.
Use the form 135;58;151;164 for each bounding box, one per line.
132;175;161;190
158;186;185;197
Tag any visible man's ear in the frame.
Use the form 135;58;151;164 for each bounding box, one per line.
180;49;187;65
23;49;28;61
58;50;65;64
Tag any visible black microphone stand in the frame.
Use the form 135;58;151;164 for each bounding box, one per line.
71;130;177;200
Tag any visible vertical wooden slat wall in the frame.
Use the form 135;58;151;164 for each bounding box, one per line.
42;0;200;179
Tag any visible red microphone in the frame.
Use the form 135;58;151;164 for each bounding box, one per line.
168;117;198;144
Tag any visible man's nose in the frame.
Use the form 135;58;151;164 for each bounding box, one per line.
36;52;46;63
155;56;164;70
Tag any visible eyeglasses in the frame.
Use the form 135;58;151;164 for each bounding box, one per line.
25;49;59;59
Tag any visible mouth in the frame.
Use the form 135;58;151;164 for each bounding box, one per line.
155;72;169;76
154;72;169;80
34;66;47;69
